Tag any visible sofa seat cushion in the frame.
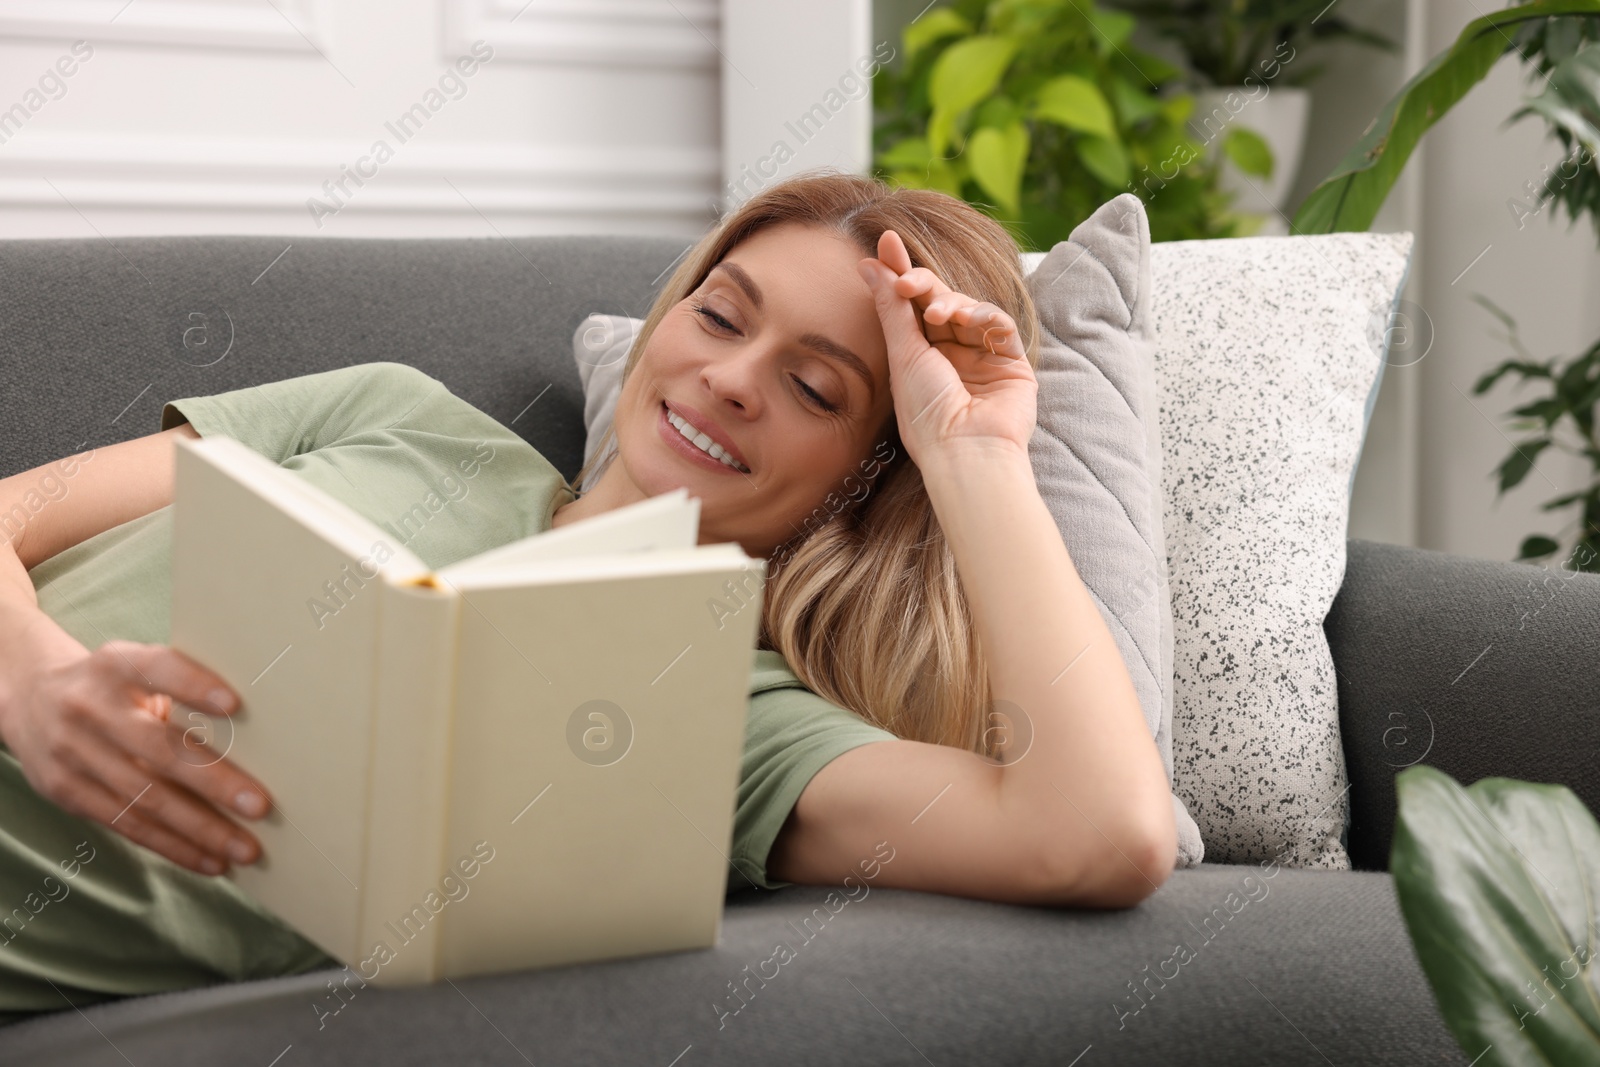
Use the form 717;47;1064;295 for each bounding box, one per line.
2;865;1459;1065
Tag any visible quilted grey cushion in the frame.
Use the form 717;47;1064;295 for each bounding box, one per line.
572;193;1205;868
1021;194;1200;868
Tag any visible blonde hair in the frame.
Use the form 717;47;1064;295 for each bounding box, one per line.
574;168;1041;758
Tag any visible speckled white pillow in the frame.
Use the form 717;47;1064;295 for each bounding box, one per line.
1142;231;1414;869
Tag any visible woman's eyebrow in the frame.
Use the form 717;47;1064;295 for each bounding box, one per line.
711;261;763;310
710;261;875;396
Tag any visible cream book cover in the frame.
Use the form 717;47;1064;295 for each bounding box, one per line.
168;434;764;986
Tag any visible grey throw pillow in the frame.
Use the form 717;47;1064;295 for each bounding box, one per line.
571;191;1205;870
1021;194;1202;869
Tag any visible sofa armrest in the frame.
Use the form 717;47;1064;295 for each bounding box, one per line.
1326;538;1600;871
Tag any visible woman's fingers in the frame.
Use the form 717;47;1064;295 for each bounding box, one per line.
950;302;1026;360
877;229;915;275
90;642;272;820
864;231;1024;364
95;640;239;719
856;258;930;368
60;771;230;875
67;723;260;867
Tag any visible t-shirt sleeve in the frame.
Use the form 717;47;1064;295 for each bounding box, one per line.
730;651;897;892
155;362;568;571
160;361;478;463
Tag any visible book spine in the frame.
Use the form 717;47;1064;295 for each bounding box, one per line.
356;579;460;987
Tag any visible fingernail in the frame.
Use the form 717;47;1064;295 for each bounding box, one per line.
207;688;236;713
227;839;254;864
235;791;267;818
201;856;224;875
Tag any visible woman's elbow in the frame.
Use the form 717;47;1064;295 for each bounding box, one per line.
1030;807;1179;909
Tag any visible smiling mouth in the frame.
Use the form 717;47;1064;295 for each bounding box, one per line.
660;400;751;474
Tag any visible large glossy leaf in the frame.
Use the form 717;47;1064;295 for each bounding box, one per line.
1291;1;1600;235
1391;765;1600;1066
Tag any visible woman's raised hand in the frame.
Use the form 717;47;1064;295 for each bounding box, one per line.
0;619;271;876
855;229;1037;470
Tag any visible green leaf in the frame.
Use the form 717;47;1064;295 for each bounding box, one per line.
1292;2;1600;235
1497;438;1552;491
928;35;1020;119
1087;9;1135;55
1539;489;1590;511
926;35;1020;158
1512;38;1600;156
1518;533;1564;558
887;156;966;199
1107;75;1165;126
967;121;1030;216
927;106;960;160
1032;75;1117;139
1473;359;1553;393
1391;766;1600;1064
903;7;972;63
1160;92;1195;126
1469;291;1521;334
1510;397;1567;426
878;136;933;170
1223;127;1275;178
1077;134;1130;187
973;94;1022;130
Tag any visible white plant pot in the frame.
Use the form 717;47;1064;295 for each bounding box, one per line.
1190;85;1312;236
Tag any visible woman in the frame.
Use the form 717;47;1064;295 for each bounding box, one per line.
0;172;1176;1014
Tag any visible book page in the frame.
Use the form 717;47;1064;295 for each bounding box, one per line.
435;488;698;583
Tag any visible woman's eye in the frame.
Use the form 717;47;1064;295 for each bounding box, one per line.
793;376;838;413
694;304;734;332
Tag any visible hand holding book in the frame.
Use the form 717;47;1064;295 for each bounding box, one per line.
0;600;268;876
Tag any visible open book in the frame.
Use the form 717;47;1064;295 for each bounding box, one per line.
168;435;764;986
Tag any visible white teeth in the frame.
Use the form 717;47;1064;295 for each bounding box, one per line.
667;409;748;472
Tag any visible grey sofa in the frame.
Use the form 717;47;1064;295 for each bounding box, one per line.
2;233;1595;1066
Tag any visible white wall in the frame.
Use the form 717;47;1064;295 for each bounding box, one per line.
0;0;722;237
721;0;878;215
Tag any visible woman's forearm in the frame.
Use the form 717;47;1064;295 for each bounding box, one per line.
0;539;82;739
920;443;1177;899
0;536;38;610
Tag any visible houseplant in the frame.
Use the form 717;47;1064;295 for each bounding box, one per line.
1290;1;1600;571
870;0;1242;250
1106;0;1399;232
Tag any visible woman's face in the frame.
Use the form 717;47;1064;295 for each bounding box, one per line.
610;221;896;558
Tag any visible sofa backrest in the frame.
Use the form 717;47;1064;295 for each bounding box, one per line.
0;234;692;484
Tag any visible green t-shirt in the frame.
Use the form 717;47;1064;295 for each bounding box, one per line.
1;362;893;1012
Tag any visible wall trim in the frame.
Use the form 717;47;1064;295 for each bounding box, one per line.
0;132;719;222
442;0;719;68
0;0;329;52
